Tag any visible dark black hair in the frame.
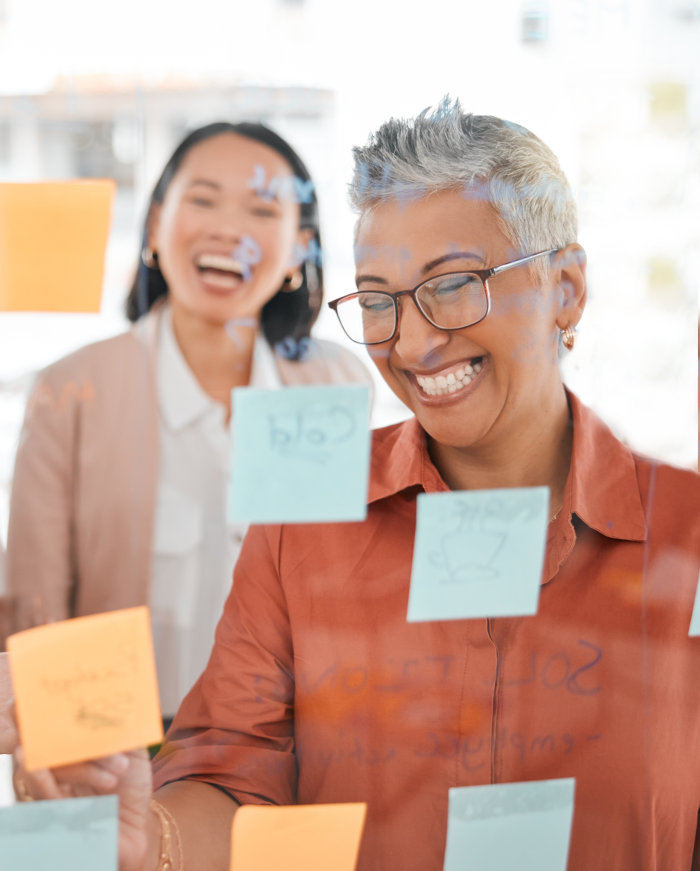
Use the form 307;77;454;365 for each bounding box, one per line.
125;121;323;358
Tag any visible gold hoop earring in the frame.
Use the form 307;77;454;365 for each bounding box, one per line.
561;325;576;351
141;247;158;269
284;270;303;292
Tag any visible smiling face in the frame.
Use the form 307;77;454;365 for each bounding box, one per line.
148;132;304;327
354;189;582;454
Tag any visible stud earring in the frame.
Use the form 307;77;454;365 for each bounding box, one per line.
284;270;303;292
561;325;576;351
141;247;158;269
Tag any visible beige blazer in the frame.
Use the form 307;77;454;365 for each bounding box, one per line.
6;305;373;624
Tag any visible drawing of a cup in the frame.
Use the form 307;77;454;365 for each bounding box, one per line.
430;502;506;584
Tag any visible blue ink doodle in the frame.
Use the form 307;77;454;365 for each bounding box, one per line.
225;317;258;351
247;165;315;204
274;336;315;361
291;238;323;268
231;234;262;280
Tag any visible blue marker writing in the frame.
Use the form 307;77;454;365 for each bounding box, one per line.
232;235;262;280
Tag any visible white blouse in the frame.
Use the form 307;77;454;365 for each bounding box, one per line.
149;307;282;717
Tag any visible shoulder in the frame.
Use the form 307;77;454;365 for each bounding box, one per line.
24;320;155;420
44;330;139;374
633;451;699;503
31;317;154;391
277;338;374;387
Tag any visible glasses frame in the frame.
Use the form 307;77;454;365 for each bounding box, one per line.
328;248;560;345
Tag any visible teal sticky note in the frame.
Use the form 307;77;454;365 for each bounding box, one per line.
444;779;575;871
689;570;700;636
229;385;371;523
0;794;118;870
407;487;549;622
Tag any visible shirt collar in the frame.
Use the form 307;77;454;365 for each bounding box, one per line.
157;306;283;432
368;389;647;543
157;305;221;432
564;389;647;541
249;333;283;390
368;416;448;503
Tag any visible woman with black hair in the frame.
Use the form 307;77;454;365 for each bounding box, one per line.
6;122;372;722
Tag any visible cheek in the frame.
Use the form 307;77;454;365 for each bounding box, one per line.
257;224;296;271
509;324;559;366
366;349;399;389
157;212;192;259
489;292;558;366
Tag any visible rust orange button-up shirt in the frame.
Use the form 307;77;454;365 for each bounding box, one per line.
153;392;700;870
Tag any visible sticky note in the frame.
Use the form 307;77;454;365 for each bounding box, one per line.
689;571;700;636
0;180;115;312
443;779;575;871
0;794;118;870
229;385;371;523
407;487;549;622
8;606;162;771
231;803;367;871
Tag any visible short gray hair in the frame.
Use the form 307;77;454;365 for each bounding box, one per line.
350;97;578;276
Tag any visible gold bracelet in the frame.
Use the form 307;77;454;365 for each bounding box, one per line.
150;798;183;871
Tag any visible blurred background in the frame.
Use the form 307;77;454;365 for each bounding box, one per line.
0;0;698;548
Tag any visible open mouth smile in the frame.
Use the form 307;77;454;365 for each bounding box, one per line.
195;254;248;289
414;357;484;397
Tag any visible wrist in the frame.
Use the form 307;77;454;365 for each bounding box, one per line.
148;799;183;871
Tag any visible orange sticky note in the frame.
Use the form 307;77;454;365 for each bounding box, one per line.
8;606;162;771
231;803;367;871
0;179;115;312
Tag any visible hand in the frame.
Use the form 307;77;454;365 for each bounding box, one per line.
0;652;18;754
13;747;154;871
0;703;18;755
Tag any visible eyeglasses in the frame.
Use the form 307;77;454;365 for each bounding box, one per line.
328;249;559;345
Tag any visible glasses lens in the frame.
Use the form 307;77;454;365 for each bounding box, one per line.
416;273;487;329
335;292;396;344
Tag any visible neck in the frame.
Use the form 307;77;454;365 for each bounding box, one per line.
170;303;259;417
428;386;573;517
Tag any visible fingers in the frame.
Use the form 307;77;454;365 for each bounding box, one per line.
13;748;65;801
13;747;131;801
53;753;131;791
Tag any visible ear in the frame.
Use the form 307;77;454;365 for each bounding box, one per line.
552;243;587;330
146;204;162;254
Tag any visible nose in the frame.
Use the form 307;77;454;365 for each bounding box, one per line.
207;201;245;244
392;295;450;365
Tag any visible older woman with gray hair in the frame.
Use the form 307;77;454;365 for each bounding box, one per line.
14;99;700;871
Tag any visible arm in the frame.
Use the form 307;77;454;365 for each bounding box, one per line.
13;523;293;869
13;752;237;871
6;366;80;624
151;523;296;805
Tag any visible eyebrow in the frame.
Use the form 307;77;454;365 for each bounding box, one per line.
355;273;388;288
356;250;486;289
421;250;485;274
188;179;221;191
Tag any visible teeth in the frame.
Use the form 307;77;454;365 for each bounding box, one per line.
201;271;238;289
196;254;245;274
415;358;484;396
